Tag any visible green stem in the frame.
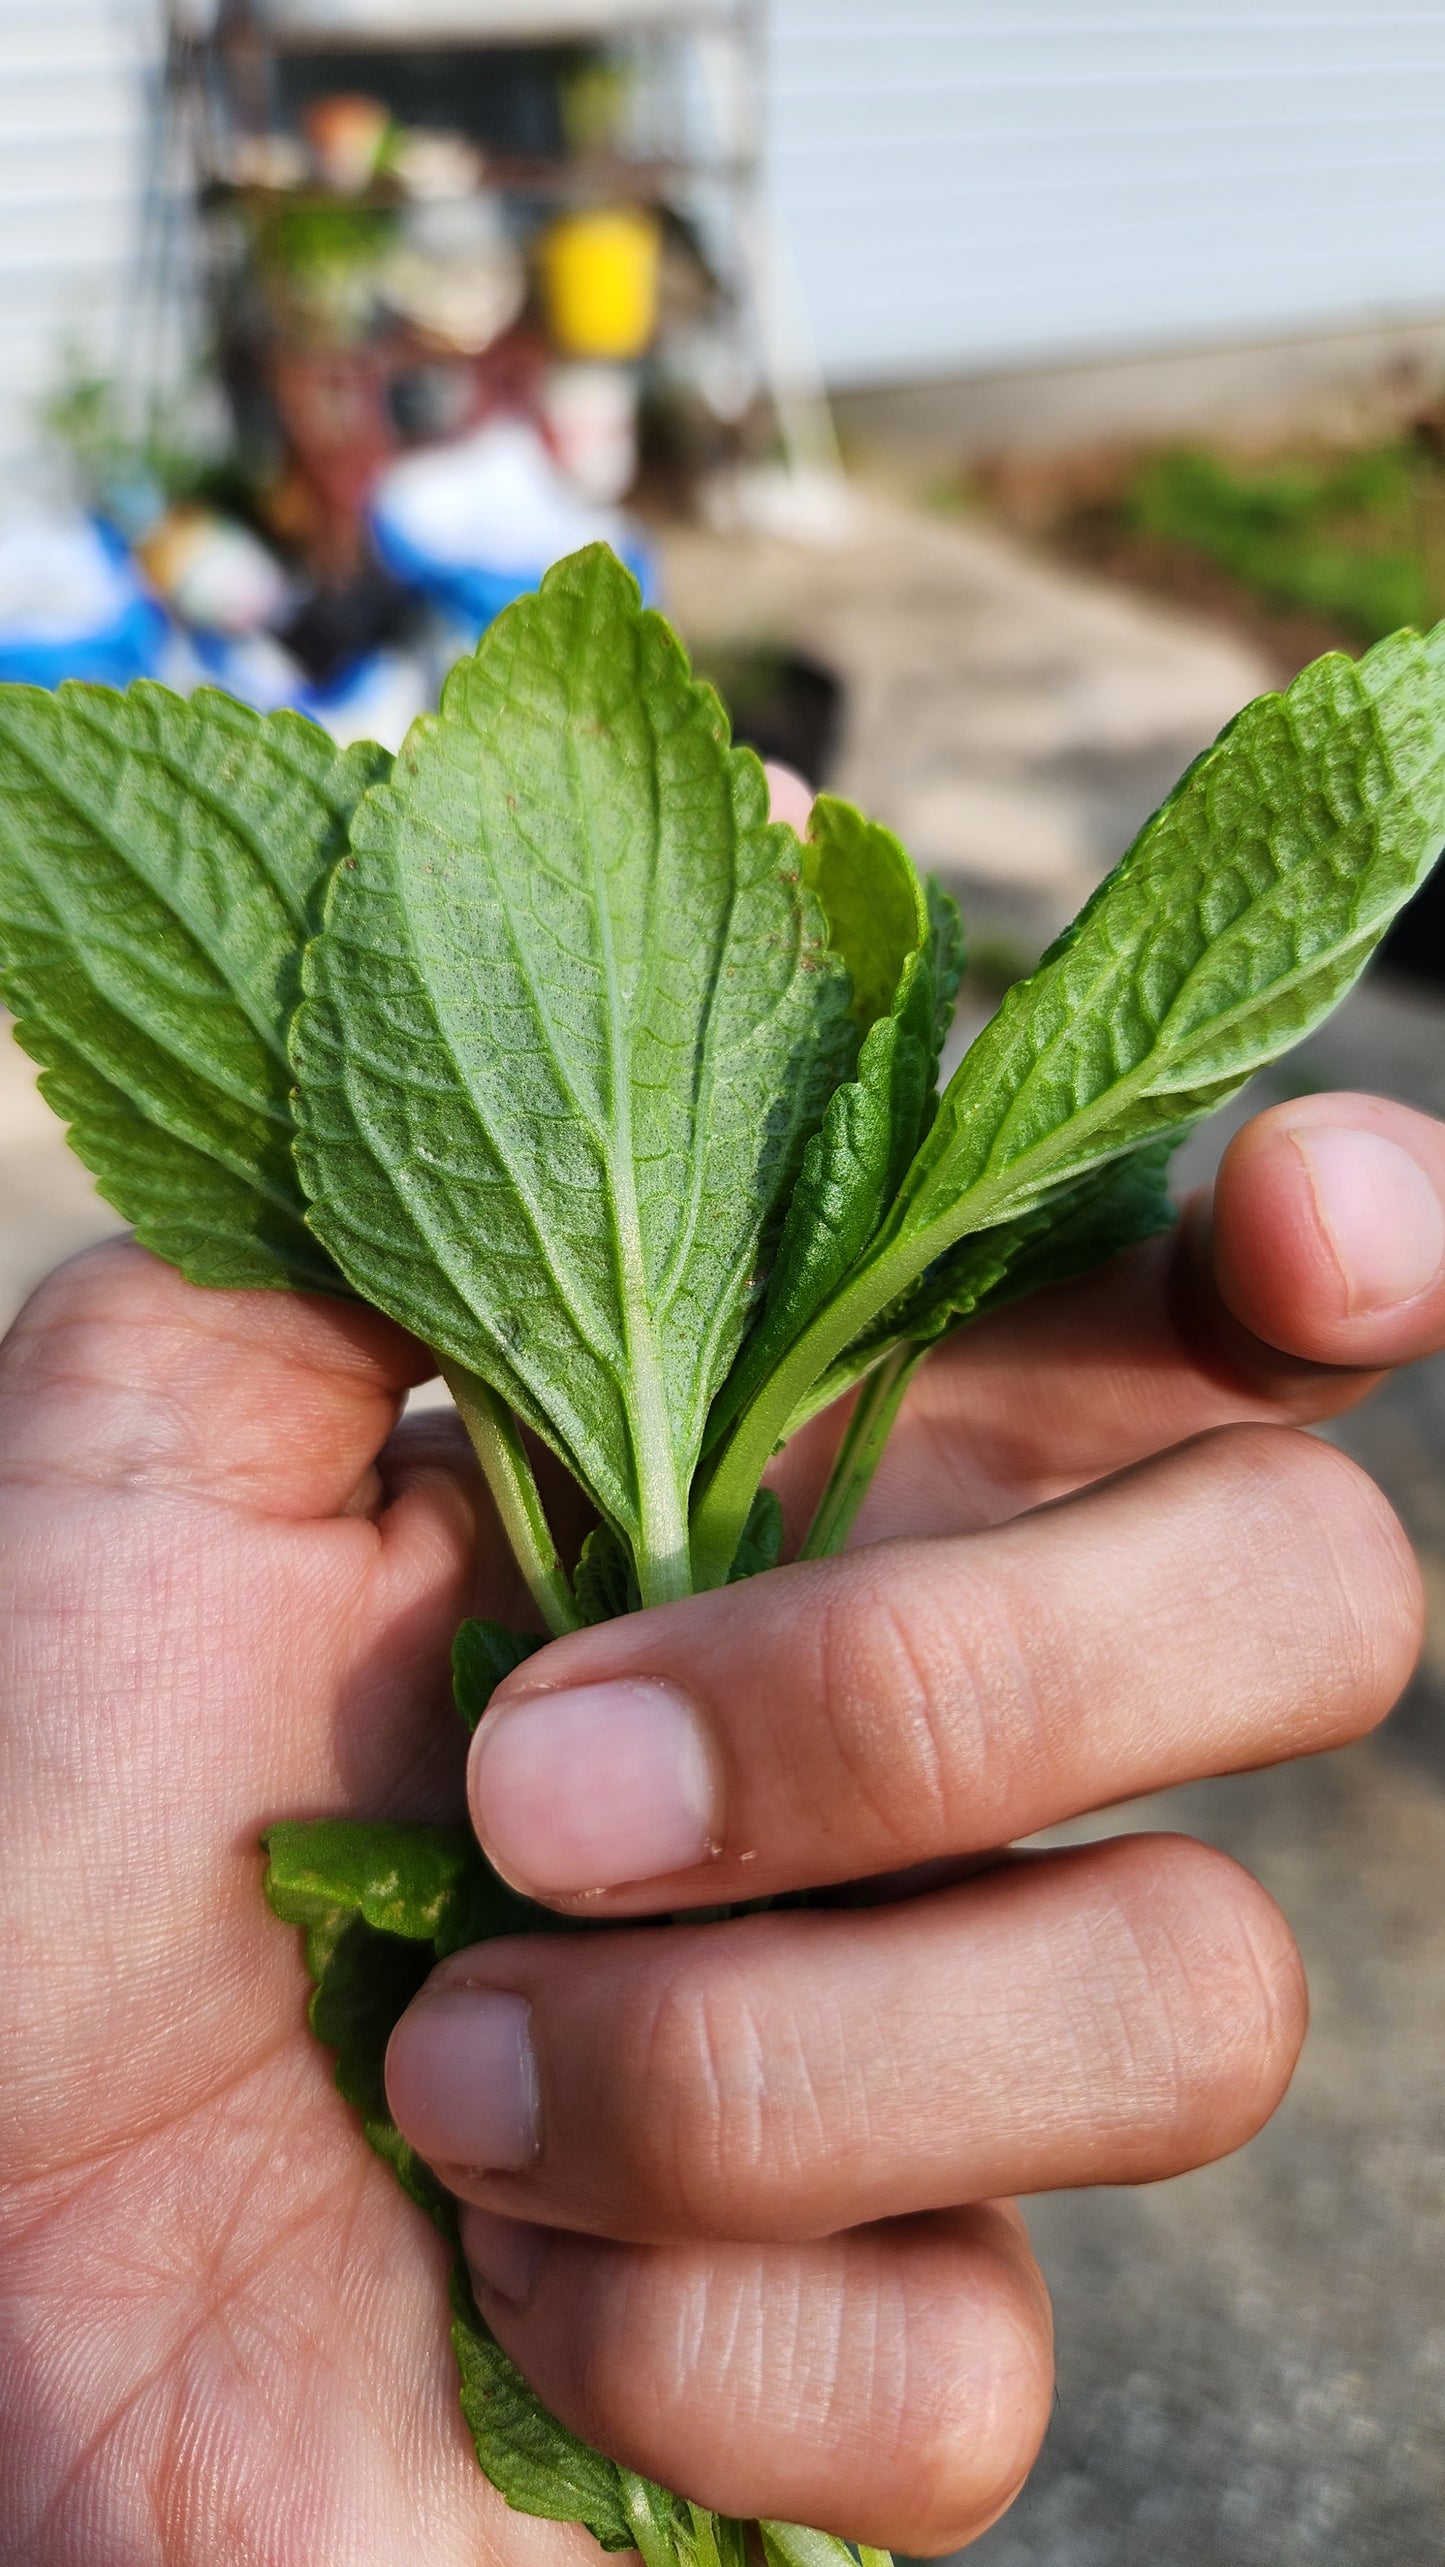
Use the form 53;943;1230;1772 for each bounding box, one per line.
798;1342;922;1561
760;2523;895;2567
441;1362;582;1638
618;2473;686;2567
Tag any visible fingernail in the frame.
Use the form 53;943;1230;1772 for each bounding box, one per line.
1292;1126;1445;1314
385;1989;539;2170
470;1679;719;1896
460;2205;550;2308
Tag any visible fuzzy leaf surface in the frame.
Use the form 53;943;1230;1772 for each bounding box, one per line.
0;681;385;1288
292;547;855;1576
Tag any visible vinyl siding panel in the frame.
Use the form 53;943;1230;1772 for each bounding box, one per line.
4;2;1445;468
0;1;157;469
766;2;1445;385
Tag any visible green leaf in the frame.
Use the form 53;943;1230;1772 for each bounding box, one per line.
0;680;386;1289
760;2521;892;2567
700;802;942;1473
452;1619;547;1732
823;1133;1183;1399
291;546;857;1603
452;2266;639;2550
263;1820;487;2223
263;1814;680;2555
263;1815;520;1961
893;627;1445;1248
694;624;1445;1580
574;1520;642;1624
728;1484;785;1581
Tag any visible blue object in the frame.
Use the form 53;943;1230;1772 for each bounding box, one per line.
0;519;169;691
372;509;654;634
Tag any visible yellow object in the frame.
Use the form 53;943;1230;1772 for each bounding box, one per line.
539;208;660;361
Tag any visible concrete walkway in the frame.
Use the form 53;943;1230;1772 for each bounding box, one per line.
969;974;1445;2567
2;504;1442;2563
662;494;1273;946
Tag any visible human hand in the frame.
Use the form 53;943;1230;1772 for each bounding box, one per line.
384;1092;1444;2553
0;1095;1439;2564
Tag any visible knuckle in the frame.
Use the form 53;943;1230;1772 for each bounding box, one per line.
807;1548;1024;1860
626;1945;776;2232
542;2224;1055;2554
1101;1833;1306;2172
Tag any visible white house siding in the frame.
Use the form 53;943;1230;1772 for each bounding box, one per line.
0;0;159;473
765;1;1445;387
6;3;1445;469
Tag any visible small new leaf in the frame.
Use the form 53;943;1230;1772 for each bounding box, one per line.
702;803;945;1467
728;1485;785;1581
0;680;386;1288
695;623;1445;1579
453;1619;547;1731
574;1520;642;1624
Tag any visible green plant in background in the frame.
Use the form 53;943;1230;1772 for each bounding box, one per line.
1125;440;1445;644
40;358;212;526
1;546;1444;2566
253;199;400;341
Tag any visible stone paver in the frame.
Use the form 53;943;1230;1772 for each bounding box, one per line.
2;507;1443;2563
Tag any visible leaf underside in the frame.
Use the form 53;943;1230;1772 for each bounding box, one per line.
704;801;949;1458
292;547;858;1558
0;681;386;1288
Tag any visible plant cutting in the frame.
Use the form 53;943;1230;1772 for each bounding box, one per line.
1;544;1442;2567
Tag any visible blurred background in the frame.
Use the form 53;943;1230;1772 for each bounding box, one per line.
2;5;1444;2561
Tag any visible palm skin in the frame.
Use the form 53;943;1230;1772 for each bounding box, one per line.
0;1246;589;2566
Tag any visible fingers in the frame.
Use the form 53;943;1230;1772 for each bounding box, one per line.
843;1092;1445;1542
0;1236;434;1519
387;1833;1303;2243
763;760;816;833
466;1424;1418;1911
1210;1092;1445;1369
457;2202;1051;2553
